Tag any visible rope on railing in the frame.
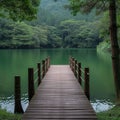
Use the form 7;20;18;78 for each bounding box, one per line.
69;56;90;100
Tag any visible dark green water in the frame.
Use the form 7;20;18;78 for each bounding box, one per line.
0;49;116;112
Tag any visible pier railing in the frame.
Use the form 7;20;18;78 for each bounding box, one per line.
14;56;90;114
69;56;90;100
28;57;50;101
14;57;50;113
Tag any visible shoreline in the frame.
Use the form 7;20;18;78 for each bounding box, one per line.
0;105;120;120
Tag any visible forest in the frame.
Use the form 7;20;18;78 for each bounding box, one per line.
1;0;120;120
1;0;119;49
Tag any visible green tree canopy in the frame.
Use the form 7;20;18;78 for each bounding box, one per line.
68;0;120;99
0;0;40;21
59;19;101;48
68;0;120;15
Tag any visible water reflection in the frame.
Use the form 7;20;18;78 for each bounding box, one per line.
0;49;116;113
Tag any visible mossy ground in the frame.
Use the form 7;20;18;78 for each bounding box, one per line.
0;109;22;120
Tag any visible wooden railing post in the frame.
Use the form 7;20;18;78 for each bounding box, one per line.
72;57;75;72
45;58;47;73
14;76;24;113
28;68;35;101
48;57;50;68
42;60;45;78
74;59;77;77
78;62;82;84
69;56;72;68
70;56;72;69
37;63;41;85
44;59;46;74
84;68;90;100
46;58;48;72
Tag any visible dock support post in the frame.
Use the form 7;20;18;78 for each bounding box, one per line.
72;57;75;72
78;62;82;84
74;59;77;77
14;76;24;113
46;58;48;72
48;57;50;68
38;63;41;85
45;58;48;73
45;58;47;73
42;60;45;78
28;68;35;101
69;56;72;68
84;68;90;100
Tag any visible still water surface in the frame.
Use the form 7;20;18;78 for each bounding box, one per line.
0;49;116;112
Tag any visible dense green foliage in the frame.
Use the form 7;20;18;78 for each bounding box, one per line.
0;19;62;48
0;1;119;49
0;0;102;48
97;11;120;50
59;20;101;48
3;0;120;49
68;0;120;15
0;0;40;21
68;0;120;50
0;18;101;48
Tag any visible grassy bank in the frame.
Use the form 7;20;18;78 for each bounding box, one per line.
97;105;120;120
0;109;22;120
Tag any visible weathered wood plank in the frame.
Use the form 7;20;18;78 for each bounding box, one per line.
22;65;97;120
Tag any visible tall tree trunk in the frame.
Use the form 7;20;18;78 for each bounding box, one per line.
109;0;120;99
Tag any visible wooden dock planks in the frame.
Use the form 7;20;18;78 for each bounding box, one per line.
22;65;97;120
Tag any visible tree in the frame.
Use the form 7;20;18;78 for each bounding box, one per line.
0;0;41;21
69;0;120;99
59;19;101;48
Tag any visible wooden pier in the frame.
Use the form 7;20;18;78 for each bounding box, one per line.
22;61;97;120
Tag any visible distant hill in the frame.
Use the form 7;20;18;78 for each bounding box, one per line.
36;0;98;25
0;0;101;49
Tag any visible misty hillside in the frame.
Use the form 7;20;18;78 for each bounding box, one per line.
37;0;97;25
0;0;103;49
40;0;70;16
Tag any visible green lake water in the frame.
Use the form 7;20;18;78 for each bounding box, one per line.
0;49;116;112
